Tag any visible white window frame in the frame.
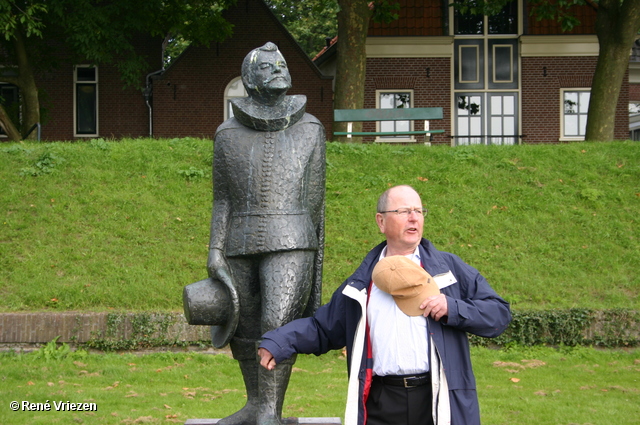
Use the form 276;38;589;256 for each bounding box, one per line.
74;65;99;137
375;89;415;143
224;77;247;120
560;89;590;141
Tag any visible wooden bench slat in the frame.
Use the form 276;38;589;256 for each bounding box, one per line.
334;107;443;122
333;130;445;136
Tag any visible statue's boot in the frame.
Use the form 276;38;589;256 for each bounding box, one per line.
256;355;296;425
218;339;260;425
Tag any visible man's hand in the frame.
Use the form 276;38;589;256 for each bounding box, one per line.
420;294;448;321
258;348;277;370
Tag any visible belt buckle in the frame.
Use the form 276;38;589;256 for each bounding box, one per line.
403;377;416;388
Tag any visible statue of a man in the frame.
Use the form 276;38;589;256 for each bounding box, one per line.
207;42;325;425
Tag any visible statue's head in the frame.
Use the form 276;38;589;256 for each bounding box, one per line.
241;42;292;105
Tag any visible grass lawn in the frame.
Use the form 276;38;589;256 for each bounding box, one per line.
0;344;637;424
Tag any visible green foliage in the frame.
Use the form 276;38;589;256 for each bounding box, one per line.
164;35;191;67
580;187;604;201
84;312;192;351
371;0;401;24
31;336;72;361
0;1;48;40
178;166;206;181
470;308;640;348
528;0;583;31
452;0;584;31
265;0;339;57
88;137;112;151
18;150;64;176
265;0;401;58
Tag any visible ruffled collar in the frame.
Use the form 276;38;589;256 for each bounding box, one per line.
230;95;306;131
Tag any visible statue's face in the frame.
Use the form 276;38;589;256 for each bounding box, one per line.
248;50;292;93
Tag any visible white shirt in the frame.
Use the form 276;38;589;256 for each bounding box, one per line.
367;246;430;376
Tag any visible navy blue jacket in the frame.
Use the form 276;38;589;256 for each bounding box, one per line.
260;238;512;425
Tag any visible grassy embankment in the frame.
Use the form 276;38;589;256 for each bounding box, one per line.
1;138;638;312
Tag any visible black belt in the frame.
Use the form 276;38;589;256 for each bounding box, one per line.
373;372;430;388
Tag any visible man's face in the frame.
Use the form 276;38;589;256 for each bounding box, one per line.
250;50;291;93
375;187;424;256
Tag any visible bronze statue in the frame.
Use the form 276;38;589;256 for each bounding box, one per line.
205;42;325;425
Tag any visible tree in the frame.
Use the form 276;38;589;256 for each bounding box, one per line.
458;0;640;141
333;0;399;141
264;0;339;58
333;0;373;141
586;0;640;141
261;0;398;142
0;0;236;142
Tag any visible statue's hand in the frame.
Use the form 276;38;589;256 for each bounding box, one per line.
207;248;233;288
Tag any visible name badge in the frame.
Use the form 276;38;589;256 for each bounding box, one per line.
433;271;457;289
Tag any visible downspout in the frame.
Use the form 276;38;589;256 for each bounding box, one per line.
144;69;164;137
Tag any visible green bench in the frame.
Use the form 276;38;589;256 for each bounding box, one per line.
333;107;444;140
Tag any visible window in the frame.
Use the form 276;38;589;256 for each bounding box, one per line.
488;1;518;34
452;0;520;146
455;40;484;90
455;93;518;145
456;94;483;145
224;77;247;120
629;102;640;141
377;90;413;141
562;90;590;139
455;39;518;90
454;3;483;35
488;39;518;89
488;93;517;145
454;0;518;35
0;83;19;136
74;66;98;136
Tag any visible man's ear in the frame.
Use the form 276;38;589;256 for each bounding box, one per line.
375;213;385;233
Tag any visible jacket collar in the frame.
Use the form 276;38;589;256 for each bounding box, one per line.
417;239;451;277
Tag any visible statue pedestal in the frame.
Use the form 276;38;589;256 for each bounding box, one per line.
184;418;341;425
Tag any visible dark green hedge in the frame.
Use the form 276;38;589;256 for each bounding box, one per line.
470;309;640;348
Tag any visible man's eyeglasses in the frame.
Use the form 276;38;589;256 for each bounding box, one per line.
378;208;428;217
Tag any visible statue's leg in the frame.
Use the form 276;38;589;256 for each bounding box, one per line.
257;250;315;425
218;258;261;425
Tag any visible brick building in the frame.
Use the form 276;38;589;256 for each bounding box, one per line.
1;0;635;144
0;0;333;141
1;35;163;141
315;0;631;145
151;0;333;139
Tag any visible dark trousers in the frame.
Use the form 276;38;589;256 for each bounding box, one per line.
366;375;434;425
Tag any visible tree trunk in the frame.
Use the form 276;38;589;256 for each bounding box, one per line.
334;0;372;142
585;0;640;141
13;25;41;141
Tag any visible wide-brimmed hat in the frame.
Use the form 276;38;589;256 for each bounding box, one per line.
183;277;239;348
372;255;440;316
